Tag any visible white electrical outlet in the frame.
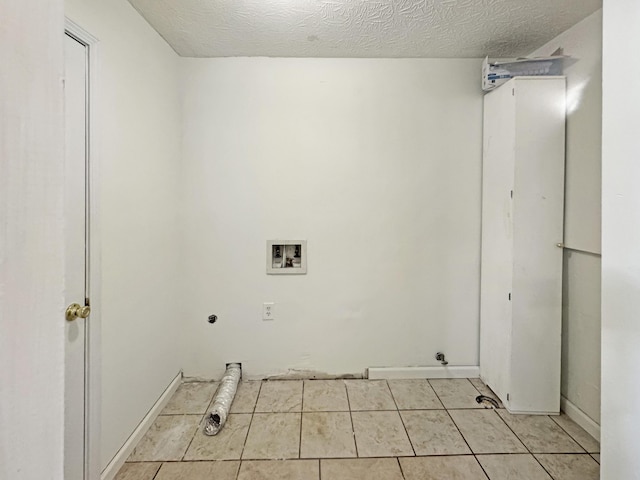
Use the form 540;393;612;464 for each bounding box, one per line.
262;302;275;321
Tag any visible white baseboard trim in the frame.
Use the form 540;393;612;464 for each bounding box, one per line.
368;366;480;379
101;371;182;480
560;395;600;441
507;408;560;416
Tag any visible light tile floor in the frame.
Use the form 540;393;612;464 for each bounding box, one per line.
116;378;600;480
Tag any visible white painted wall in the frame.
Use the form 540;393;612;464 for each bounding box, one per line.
0;1;66;478
561;250;601;423
529;10;602;426
180;58;483;380
64;0;183;470
530;10;602;254
601;1;640;478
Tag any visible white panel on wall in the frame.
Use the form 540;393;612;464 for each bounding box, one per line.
180;58;483;380
601;0;640;477
65;0;184;470
0;1;66;478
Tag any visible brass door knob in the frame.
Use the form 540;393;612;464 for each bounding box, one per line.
66;303;91;321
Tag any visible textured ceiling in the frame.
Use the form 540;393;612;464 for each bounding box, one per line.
128;0;601;58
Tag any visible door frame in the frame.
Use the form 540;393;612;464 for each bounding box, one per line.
64;18;102;480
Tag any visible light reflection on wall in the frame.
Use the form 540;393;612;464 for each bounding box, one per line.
566;77;590;115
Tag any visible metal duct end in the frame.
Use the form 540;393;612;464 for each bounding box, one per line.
203;413;222;436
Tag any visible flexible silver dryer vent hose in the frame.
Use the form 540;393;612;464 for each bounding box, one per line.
203;363;241;436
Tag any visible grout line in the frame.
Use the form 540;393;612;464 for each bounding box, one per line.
532;453;565;480
493;408;557;479
472;455;491;480
158;412;216;417
397;413;417;458
318;458;321;480
387;380;416;457
180;423;200;461
237;381;263;467
425;379;442;407
467;377;489;398
429;384;491;480
424;378;446;410
235;415;252;475
153;459;245;463
396;457;407;480
337;408;422;412
252;381;263;415
445;407;496;411
386;380;400;411
230;455;472;461
271;408;412;413
235;382;265;480
150;462;163;480
344;381;359;458
498;410;587;456
548;414;593;453
431;385;476;456
299;381;305;459
493;410;530;452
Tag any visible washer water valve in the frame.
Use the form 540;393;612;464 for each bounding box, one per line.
435;352;448;366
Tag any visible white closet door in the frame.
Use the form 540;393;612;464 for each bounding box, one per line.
480;77;565;414
510;78;565;414
479;82;516;403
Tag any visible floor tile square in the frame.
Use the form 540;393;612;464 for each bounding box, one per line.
321;458;404;480
255;381;303;413
429;379;483;409
550;413;600;453
242;413;301;459
388;380;443;410
230;381;262;413
497;411;584;453
399;456;487;480
449;410;526;454
184;414;251;460
476;454;552;480
238;459;319;480
469;378;504;408
400;410;471;455
154;461;239;480
351;411;413;457
535;454;600;480
128;415;200;461
300;412;356;458
345;380;396;411
115;462;161;480
163;382;218;415
303;380;349;412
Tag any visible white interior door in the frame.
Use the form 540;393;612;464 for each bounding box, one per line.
64;32;90;480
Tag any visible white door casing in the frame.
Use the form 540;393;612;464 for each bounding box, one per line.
64;20;101;480
64;30;88;480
